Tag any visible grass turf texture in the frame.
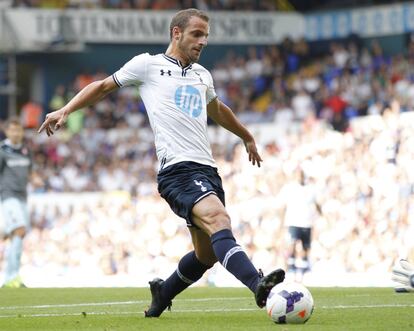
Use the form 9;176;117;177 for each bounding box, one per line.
0;287;413;331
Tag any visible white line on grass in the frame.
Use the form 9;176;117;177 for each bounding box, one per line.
0;308;257;318
0;297;250;310
0;311;139;318
0;303;413;318
322;304;414;309
0;301;143;310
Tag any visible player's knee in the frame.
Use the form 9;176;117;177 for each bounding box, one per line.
203;256;217;267
198;255;217;268
196;251;217;267
201;209;231;234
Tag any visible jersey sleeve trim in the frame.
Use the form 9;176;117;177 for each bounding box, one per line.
206;95;218;105
112;73;122;87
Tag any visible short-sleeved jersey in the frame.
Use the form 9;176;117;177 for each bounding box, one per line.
112;53;217;170
277;182;317;228
0;140;32;200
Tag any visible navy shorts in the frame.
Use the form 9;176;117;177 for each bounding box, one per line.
288;226;312;250
157;161;225;227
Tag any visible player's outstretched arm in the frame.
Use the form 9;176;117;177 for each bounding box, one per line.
392;259;414;293
38;76;119;136
207;98;263;167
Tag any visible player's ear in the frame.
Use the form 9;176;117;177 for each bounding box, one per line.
172;26;181;40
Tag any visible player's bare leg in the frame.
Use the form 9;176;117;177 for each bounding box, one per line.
287;240;297;279
2;227;26;288
192;194;285;308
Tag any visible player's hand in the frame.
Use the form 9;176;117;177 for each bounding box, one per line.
244;139;263;168
38;109;69;136
392;259;414;293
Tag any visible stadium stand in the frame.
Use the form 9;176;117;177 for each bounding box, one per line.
10;0;281;11
1;2;414;287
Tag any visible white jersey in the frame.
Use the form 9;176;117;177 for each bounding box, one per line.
112;53;217;170
277;182;317;228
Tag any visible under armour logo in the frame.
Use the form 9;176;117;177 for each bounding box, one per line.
160;69;172;76
194;180;207;192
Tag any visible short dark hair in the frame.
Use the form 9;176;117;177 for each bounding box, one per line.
169;8;209;40
4;116;22;129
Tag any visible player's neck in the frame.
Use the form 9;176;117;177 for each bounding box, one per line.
165;45;191;67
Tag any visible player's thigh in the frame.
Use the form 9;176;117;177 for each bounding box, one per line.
189;226;217;266
2;198;29;236
191;194;231;235
288;226;299;241
300;228;312;251
287;226;300;251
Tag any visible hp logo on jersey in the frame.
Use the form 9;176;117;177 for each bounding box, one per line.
175;85;202;118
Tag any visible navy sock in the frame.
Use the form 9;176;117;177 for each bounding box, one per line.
211;229;259;293
162;251;210;301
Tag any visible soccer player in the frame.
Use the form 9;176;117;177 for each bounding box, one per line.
38;8;285;316
0;117;31;288
277;168;320;281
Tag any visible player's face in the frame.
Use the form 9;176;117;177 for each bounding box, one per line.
5;123;24;145
177;16;209;64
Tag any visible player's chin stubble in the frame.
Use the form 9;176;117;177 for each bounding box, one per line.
190;50;201;63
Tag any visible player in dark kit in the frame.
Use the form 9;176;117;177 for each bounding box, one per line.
0;118;32;288
38;8;285;316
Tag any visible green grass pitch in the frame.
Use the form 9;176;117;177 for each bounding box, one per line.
0;287;413;331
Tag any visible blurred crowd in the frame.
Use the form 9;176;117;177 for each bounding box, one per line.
212;37;414;132
1;36;414;284
8;0;280;11
10;109;414;285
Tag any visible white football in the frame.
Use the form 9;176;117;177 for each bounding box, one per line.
266;282;314;324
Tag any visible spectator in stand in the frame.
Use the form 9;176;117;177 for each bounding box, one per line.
49;85;66;112
291;88;315;121
20;100;43;129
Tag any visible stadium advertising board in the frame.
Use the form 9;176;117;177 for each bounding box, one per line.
305;2;414;40
2;2;414;51
1;9;302;49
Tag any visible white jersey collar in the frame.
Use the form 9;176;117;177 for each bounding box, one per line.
162;54;193;70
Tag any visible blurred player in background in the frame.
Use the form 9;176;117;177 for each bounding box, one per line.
0;117;31;288
38;8;285;317
276;167;320;281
